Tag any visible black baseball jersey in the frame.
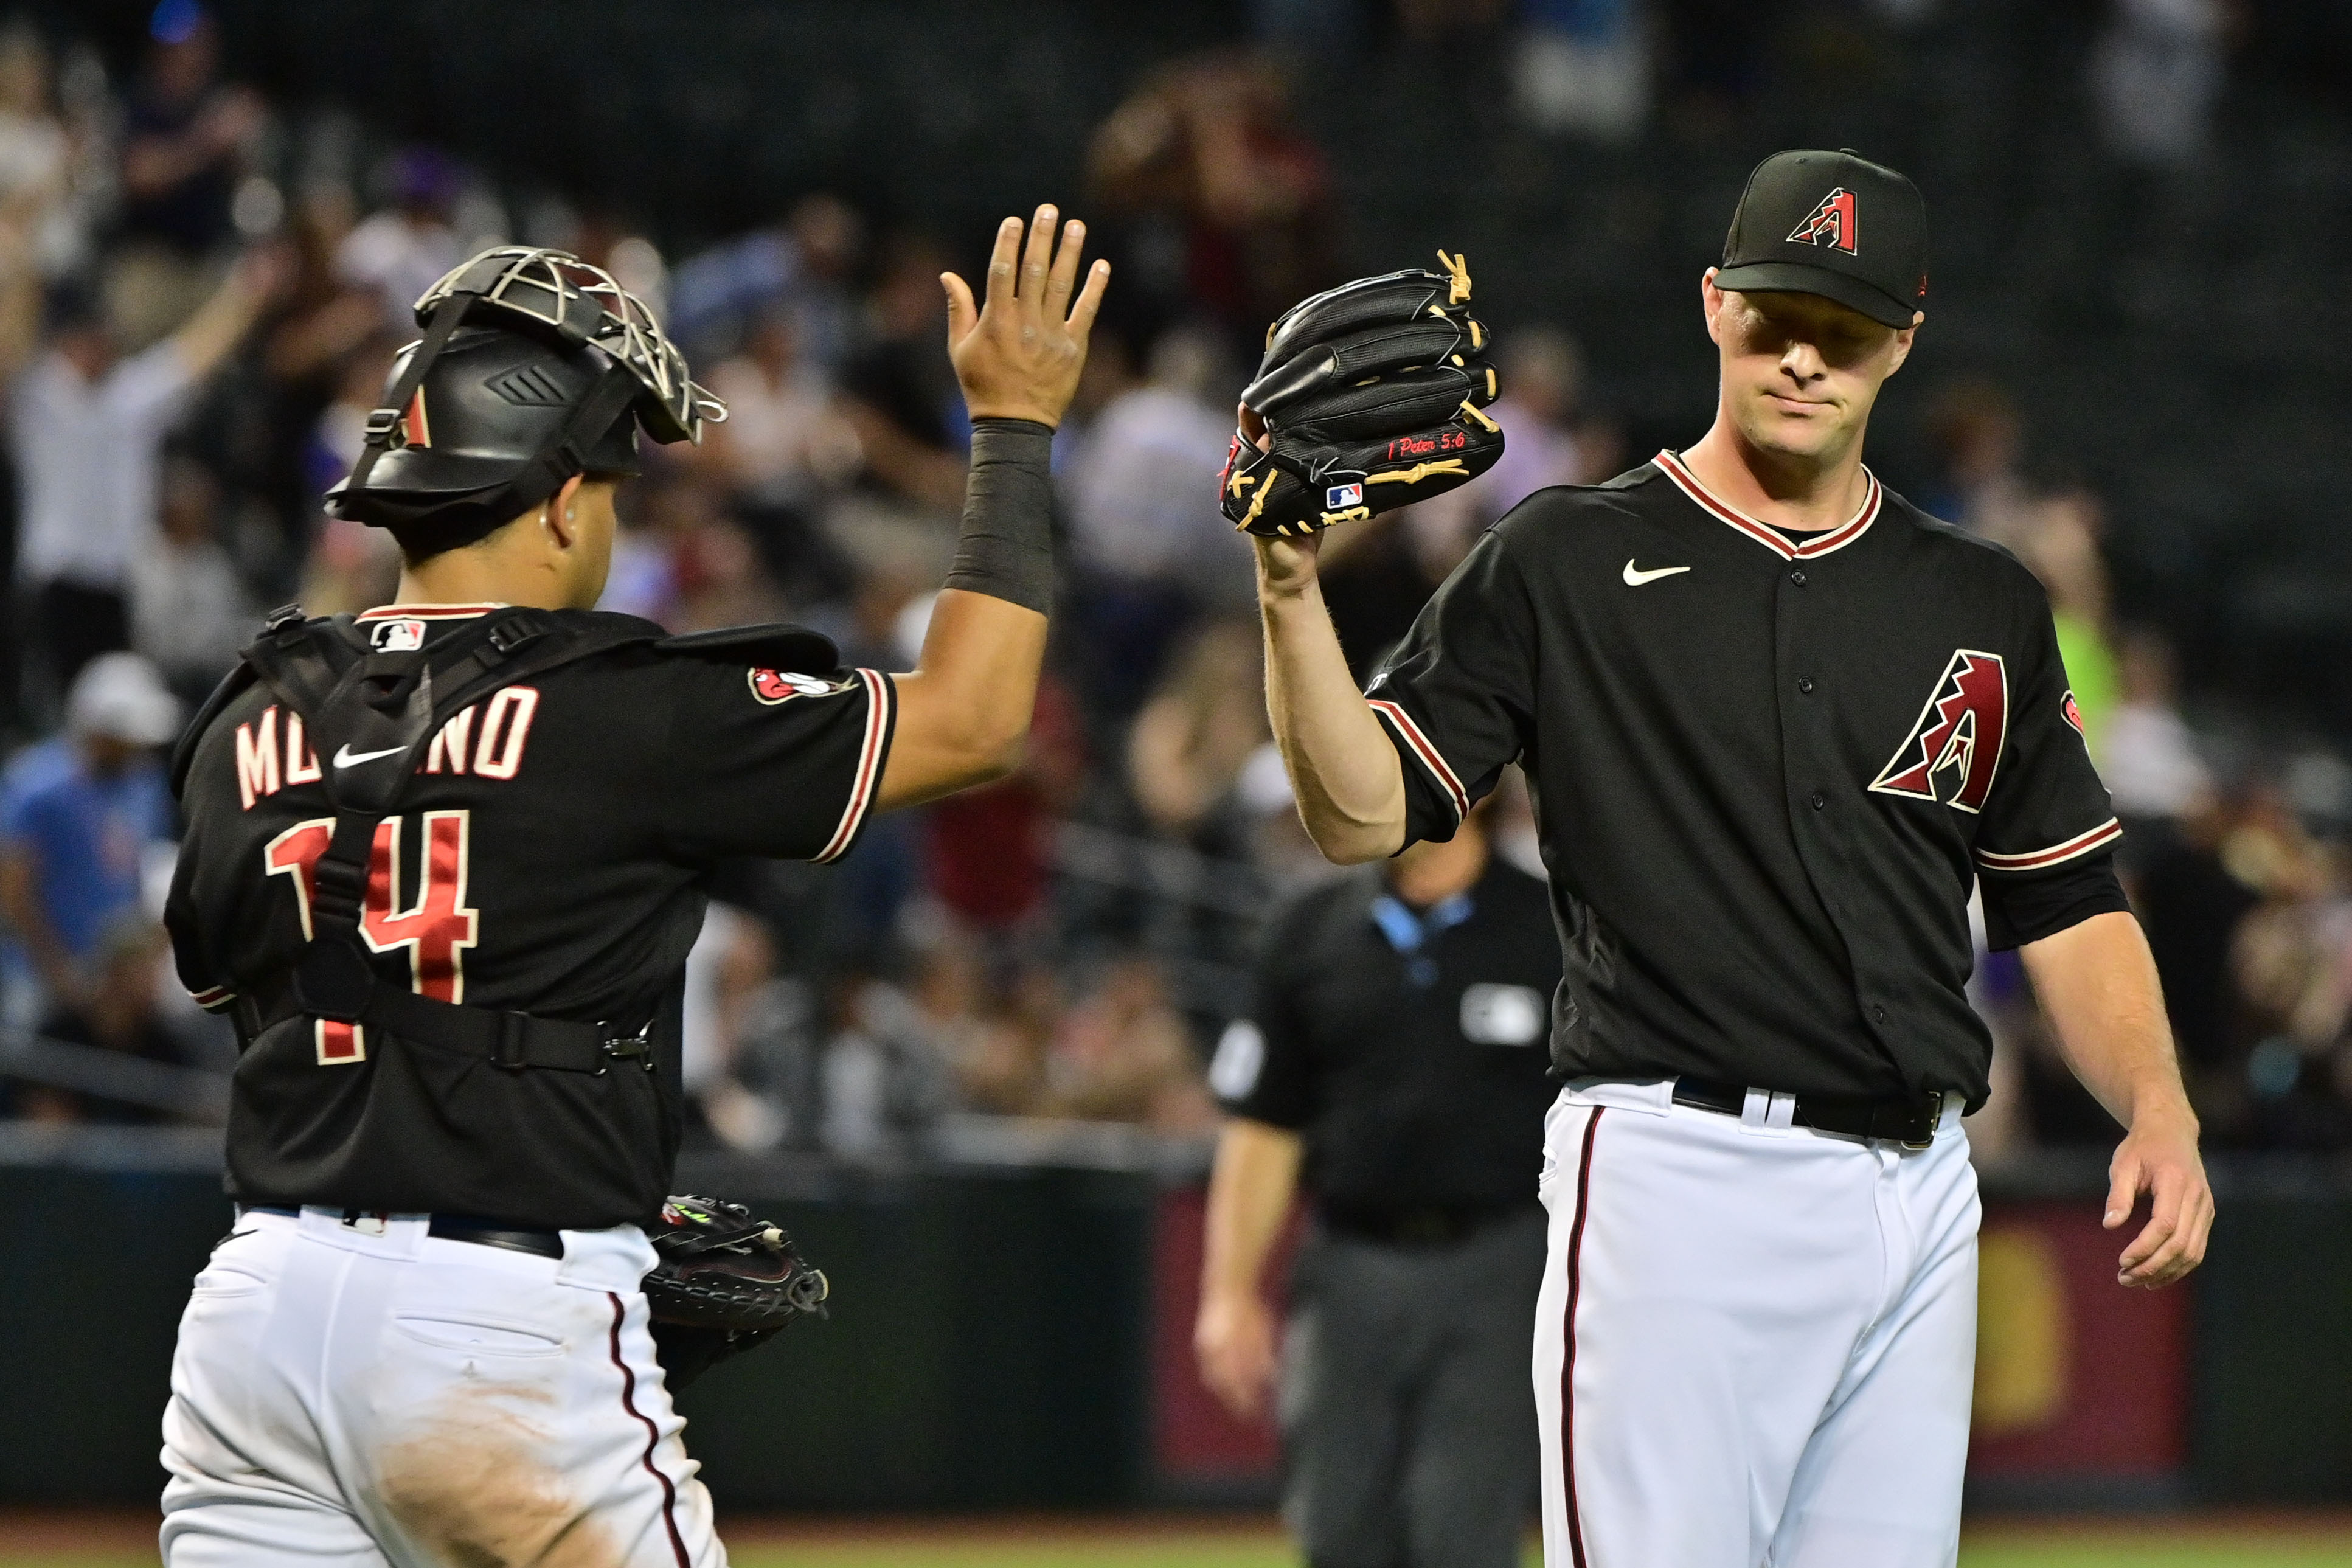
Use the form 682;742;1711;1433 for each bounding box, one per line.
1213;859;1562;1216
1365;453;2129;1109
164;603;895;1227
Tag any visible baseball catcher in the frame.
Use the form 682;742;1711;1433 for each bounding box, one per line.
159;207;1107;1567
1220;251;1504;538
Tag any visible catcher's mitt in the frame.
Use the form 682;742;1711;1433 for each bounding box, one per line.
642;1195;828;1389
1219;251;1504;539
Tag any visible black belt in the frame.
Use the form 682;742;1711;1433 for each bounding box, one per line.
1671;1075;1945;1150
1319;1198;1535;1248
239;1205;565;1260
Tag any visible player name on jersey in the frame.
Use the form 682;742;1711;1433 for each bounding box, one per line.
232;690;543;810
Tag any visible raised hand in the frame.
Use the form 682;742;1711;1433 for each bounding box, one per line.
941;204;1110;429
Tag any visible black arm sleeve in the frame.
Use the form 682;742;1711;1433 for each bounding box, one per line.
1980;850;2135;950
941;417;1056;613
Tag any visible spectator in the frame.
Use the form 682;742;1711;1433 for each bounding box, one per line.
702;304;861;600
2092;0;2229;168
112;1;262;340
1042;954;1217;1129
1089;52;1337;352
331;146;463;330
706;306;861;512
1128;618;1271;843
128;454;257;707
1514;0;1650;142
1064;324;1246;709
2101;630;2214;835
837;234;966;516
926;670;1088;937
1926;378;2033;546
0;26;68;375
667;192;864;372
10;913;186;1126
1407;326;1601;572
819;975;959;1158
13;248;280;698
294;331;403;616
0;653;179;1032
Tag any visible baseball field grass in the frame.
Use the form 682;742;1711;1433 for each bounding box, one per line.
5;1511;2350;1566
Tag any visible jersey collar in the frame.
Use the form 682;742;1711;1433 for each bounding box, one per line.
354;602;510;622
1653;450;1881;561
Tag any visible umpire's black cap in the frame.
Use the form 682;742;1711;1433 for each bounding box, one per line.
1715;149;1927;330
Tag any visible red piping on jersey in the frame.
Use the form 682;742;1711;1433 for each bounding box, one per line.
606;1292;691;1568
816;670;893;864
1975;817;2122;871
1653;451;1881;561
1369;699;1471;825
1562;1106;1604;1568
186;983;234;1009
354;602;507;621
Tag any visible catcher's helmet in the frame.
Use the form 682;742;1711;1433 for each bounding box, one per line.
327;246;725;549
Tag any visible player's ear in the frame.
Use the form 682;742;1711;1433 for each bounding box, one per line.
543;473;588;551
1885;313;1923;376
1701;269;1727;347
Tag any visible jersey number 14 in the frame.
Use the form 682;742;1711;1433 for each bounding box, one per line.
263;811;480;1065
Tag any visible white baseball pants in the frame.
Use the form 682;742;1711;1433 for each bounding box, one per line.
159;1207;724;1567
1533;1079;1979;1568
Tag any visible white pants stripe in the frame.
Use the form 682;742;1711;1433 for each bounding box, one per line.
159;1207;724;1567
1533;1080;1980;1568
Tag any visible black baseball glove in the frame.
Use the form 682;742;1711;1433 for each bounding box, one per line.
1219;251;1504;539
642;1195;829;1389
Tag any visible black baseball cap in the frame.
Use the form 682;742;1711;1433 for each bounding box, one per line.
1715;149;1927;329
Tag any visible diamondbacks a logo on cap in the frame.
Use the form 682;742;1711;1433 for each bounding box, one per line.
1788;187;1858;255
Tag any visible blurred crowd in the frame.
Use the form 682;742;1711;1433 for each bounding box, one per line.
5;1;2348;1162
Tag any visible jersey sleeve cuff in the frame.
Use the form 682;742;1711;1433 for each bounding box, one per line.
1974;817;2123;873
811;670;897;864
1369;698;1469;842
186;983;237;1011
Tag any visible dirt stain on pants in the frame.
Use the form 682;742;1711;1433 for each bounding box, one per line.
378;1384;620;1568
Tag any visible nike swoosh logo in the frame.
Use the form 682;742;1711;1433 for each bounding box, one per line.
332;744;405;769
1623;559;1691;586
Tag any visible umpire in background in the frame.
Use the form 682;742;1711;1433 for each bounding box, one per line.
1196;795;1559;1568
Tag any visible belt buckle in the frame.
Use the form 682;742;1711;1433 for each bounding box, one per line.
1899;1094;1941;1150
601;1022;654;1072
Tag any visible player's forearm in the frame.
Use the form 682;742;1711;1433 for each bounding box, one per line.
876;418;1057;810
2020;910;2196;1133
1201;1118;1303;1305
1257;545;1406;864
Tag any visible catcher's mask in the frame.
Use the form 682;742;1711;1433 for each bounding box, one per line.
327;246;726;552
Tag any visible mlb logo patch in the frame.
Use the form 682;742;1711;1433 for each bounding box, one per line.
370;619;426;652
1325;482;1364;510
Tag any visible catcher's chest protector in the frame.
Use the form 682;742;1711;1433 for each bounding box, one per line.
175;607;687;1226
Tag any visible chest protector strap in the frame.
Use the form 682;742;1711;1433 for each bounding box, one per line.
210;606;664;1070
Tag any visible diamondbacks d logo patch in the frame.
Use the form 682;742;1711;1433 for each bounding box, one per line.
1788;187;1858;254
749;668;853;704
1870;650;2008;813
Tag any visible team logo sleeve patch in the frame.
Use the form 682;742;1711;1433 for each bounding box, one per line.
748;668;856;705
2061;690;2085;734
1869;650;2008;813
